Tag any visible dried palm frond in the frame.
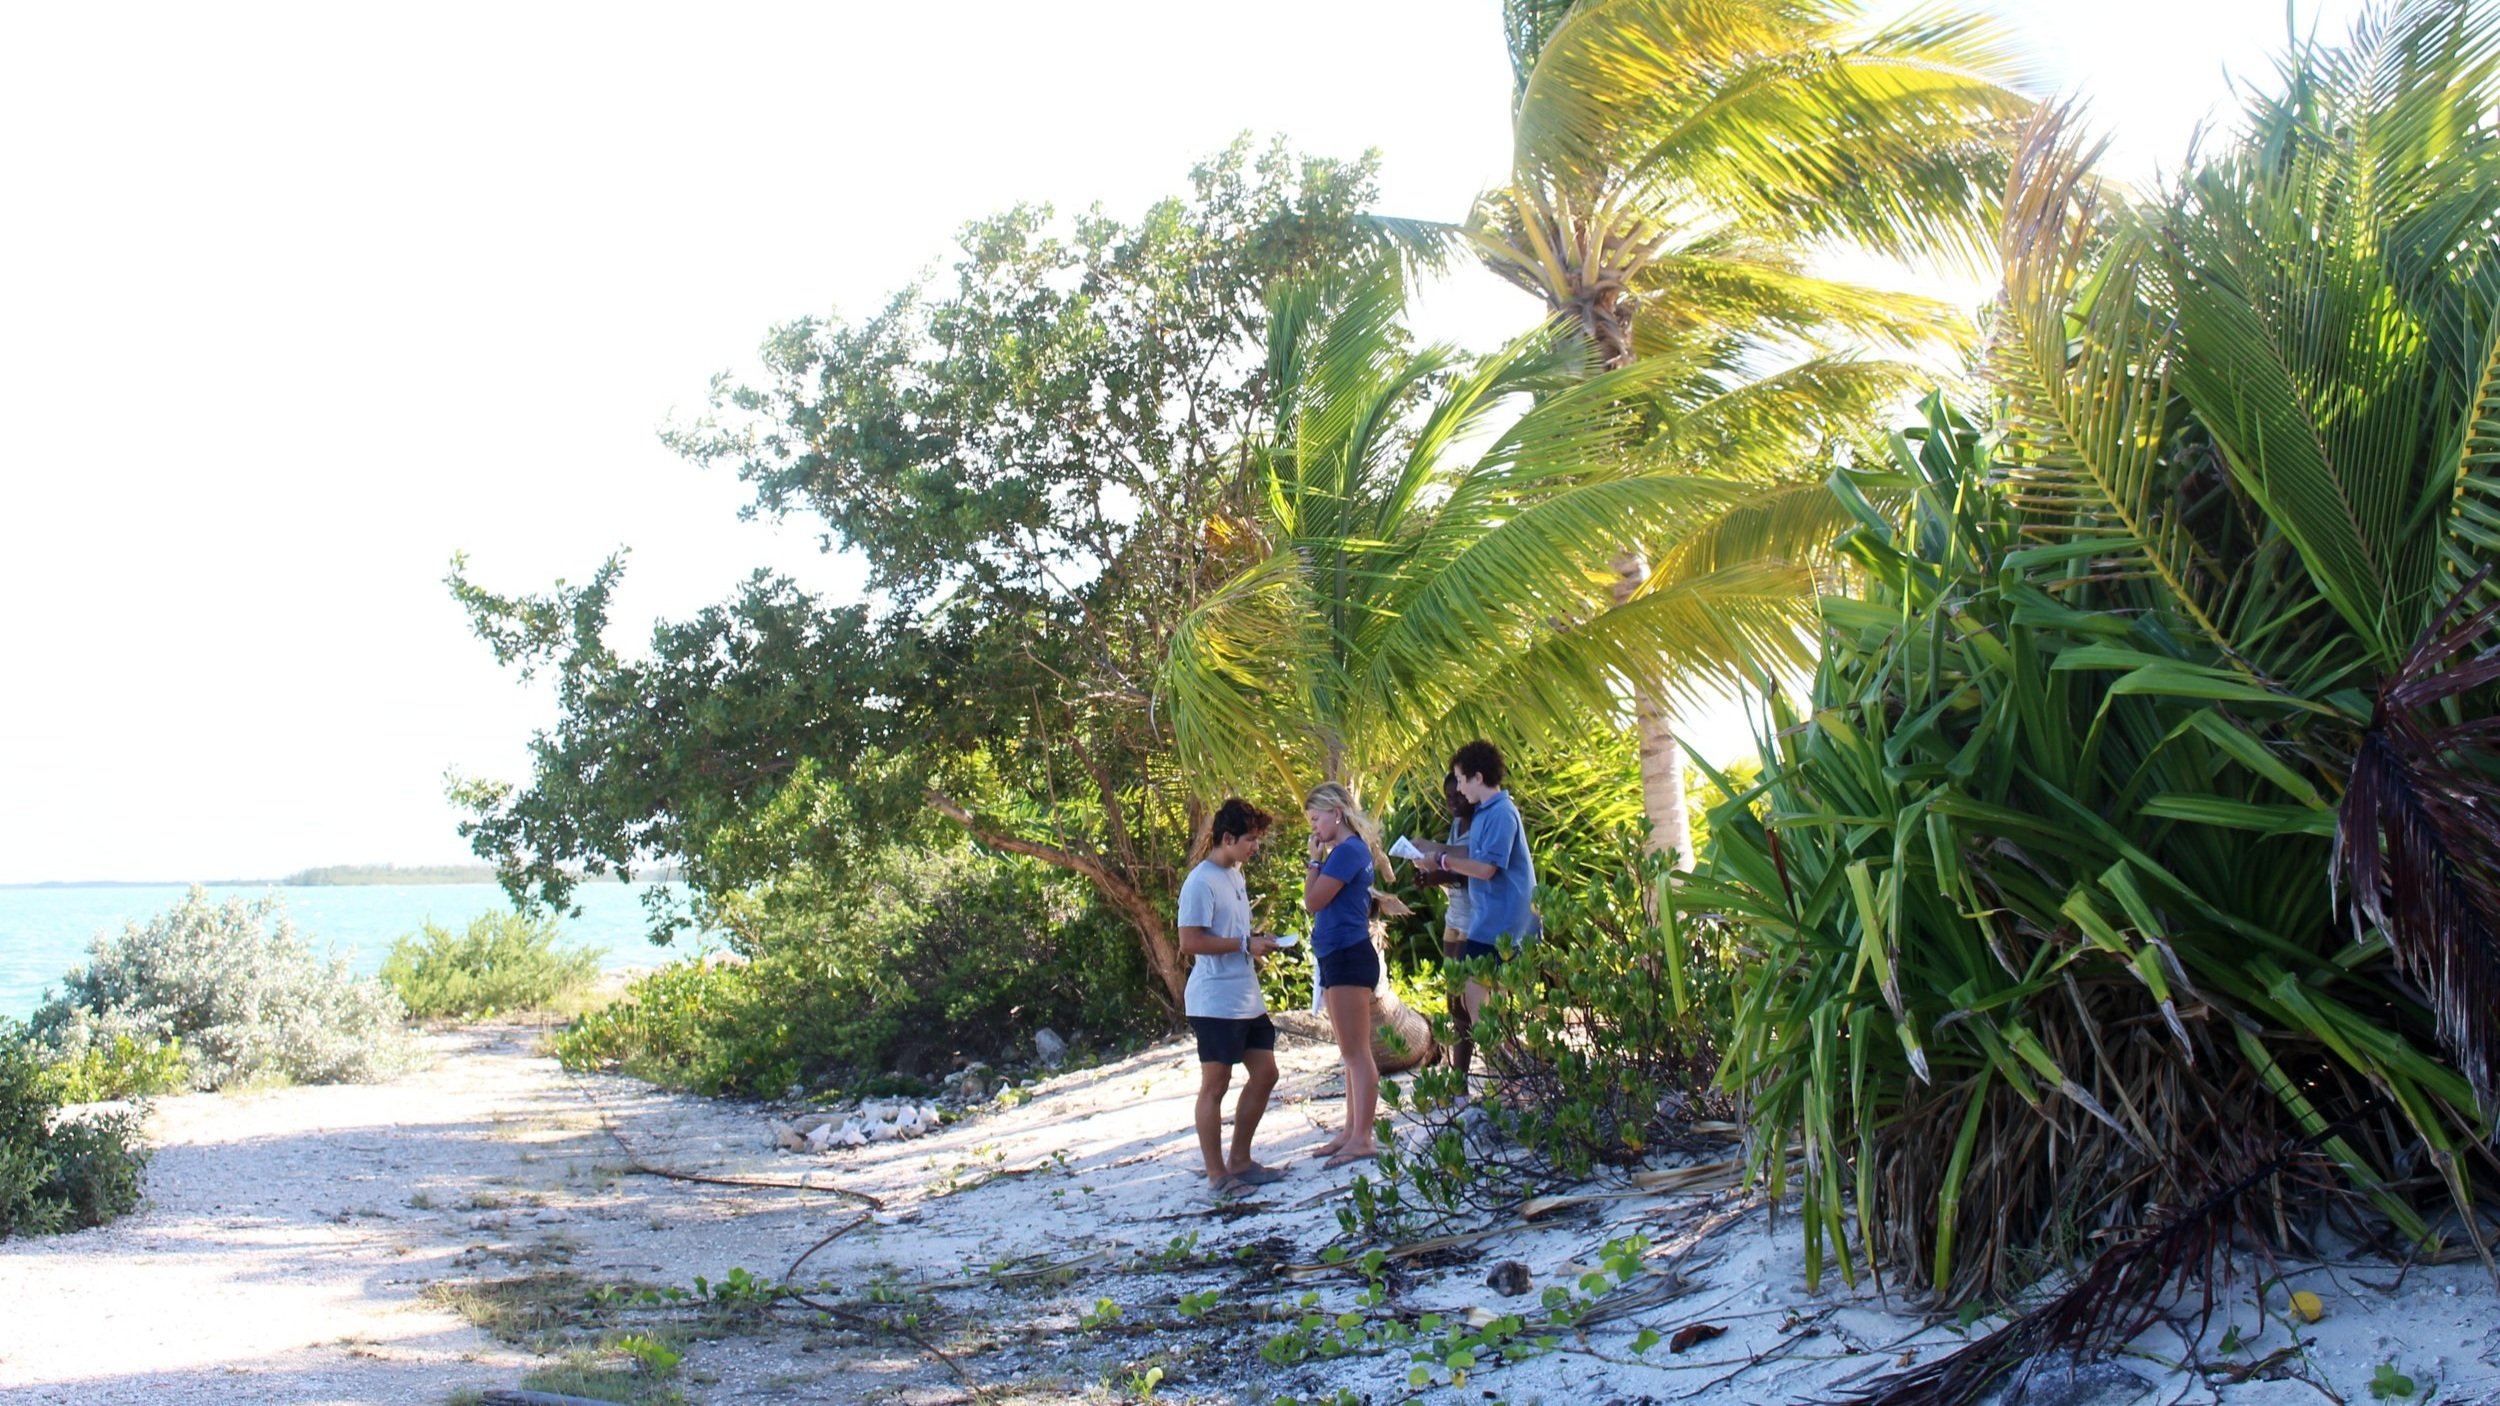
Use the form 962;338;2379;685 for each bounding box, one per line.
1838;1135;2322;1406
2338;580;2500;1121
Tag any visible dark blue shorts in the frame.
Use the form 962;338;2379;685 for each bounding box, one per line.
1458;939;1515;964
1315;941;1381;991
1188;1014;1277;1066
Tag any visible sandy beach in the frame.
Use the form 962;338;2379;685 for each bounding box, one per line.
2;1022;2495;1405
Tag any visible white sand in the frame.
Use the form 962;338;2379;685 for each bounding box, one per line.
1;1022;2495;1404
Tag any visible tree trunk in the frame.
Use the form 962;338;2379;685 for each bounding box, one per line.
1611;548;1692;866
923;789;1190;1017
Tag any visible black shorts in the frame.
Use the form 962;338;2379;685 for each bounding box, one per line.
1315;942;1381;991
1188;1014;1277;1065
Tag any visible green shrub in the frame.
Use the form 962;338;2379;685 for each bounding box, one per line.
1;1021;151;1238
552;846;1162;1096
382;909;605;1019
1350;837;1733;1235
38;1034;191;1104
31;888;414;1090
1690;396;2500;1304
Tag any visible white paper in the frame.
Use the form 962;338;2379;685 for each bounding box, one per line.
1388;835;1428;861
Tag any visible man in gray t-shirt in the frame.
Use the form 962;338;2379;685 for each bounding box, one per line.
1177;799;1288;1199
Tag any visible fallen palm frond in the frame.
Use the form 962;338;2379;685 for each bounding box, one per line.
1836;1135;2319;1406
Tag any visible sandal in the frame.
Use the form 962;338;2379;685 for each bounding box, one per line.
1208;1174;1257;1202
1231;1163;1288;1185
1320;1147;1380;1170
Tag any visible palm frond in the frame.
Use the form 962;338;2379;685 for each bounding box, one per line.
2337;582;2500;1118
1988;106;2276;675
1516;0;2033;270
1159;550;1324;800
1632;245;1972;356
1388;560;1821;781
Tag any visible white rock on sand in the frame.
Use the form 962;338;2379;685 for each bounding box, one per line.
3;1023;2496;1404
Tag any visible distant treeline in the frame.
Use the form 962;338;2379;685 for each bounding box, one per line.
279;864;681;887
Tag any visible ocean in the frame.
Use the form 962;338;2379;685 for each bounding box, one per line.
0;881;695;1021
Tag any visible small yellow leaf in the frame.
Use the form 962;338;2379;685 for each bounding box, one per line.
2287;1290;2324;1323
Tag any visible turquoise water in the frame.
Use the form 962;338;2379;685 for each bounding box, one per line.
0;882;697;1021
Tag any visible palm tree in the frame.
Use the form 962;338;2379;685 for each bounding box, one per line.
1159;263;1872;815
1474;0;2034;863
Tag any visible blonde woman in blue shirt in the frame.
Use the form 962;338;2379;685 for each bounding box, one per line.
1301;781;1391;1169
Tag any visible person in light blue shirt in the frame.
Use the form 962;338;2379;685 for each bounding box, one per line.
1421;740;1537;1067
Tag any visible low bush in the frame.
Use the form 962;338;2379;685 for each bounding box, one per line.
552;846;1163;1096
30;889;414;1090
1349;836;1734;1235
382;909;604;1019
37;1033;191;1103
1;1020;151;1238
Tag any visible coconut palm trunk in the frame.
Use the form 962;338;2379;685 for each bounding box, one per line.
1611;546;1692;863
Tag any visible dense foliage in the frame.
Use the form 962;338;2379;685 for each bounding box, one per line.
0;1020;151;1238
31;890;413;1090
549;847;1159;1096
381;909;605;1020
1693;0;2500;1296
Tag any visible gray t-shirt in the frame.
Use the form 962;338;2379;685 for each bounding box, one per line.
1179;859;1264;1020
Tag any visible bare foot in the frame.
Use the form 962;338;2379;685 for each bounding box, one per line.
1321;1146;1379;1170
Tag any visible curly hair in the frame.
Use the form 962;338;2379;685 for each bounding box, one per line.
1204;797;1274;853
1450;739;1507;789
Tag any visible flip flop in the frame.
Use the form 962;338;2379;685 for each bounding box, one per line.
1231;1163;1288;1185
1208;1174;1257;1202
1320;1148;1380;1170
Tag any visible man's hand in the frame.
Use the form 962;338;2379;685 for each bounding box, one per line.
1249;934;1285;959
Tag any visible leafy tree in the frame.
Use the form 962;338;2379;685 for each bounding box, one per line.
452;140;1414;1012
1469;0;2034;862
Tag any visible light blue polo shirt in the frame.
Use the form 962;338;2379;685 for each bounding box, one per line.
1464;790;1537;946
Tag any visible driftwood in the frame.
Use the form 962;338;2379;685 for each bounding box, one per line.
483;1390;631;1406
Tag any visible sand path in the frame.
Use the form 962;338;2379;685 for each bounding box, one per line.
6;1022;2498;1405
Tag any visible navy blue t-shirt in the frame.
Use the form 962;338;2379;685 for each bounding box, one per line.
1310;834;1374;956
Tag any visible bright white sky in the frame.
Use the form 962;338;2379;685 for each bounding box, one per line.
0;0;2367;883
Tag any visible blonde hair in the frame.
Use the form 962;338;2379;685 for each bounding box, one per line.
1304;782;1389;875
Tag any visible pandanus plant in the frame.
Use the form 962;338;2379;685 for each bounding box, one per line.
1690;0;2500;1312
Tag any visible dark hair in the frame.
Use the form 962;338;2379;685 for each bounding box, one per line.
1443;772;1477;829
1205;797;1274;853
1450;739;1507;789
